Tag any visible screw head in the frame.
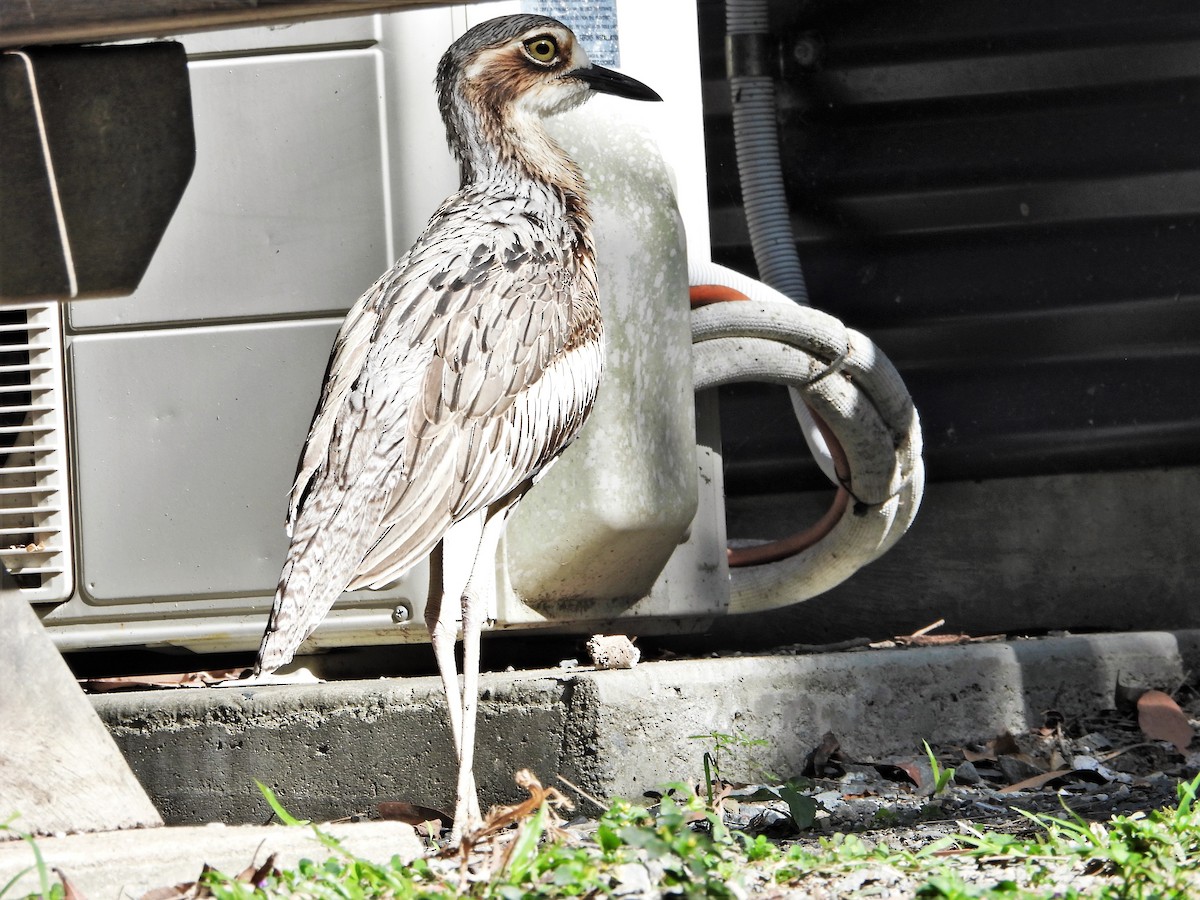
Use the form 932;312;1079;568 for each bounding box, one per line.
391;603;412;625
791;33;823;70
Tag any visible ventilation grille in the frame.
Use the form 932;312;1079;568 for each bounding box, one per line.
0;302;72;602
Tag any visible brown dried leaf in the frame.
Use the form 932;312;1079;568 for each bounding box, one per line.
138;876;208;900
962;731;1022;763
999;767;1112;793
139;890;183;900
803;732;843;777
875;760;923;789
1138;689;1194;753
235;853;277;884
892;620;1004;647
378;800;450;828
54;869;87;900
1095;741;1158;763
455;769;573;849
894;633;958;646
991;731;1022;756
81;669;249;692
998;769;1074;793
138;885;198;900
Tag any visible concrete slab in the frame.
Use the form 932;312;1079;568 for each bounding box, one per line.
0;597;162;836
92;630;1200;826
0;821;422;898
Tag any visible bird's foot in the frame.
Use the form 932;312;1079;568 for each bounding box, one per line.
449;788;484;845
212;667;322;687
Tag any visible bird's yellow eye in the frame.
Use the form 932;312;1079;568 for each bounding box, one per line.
523;35;558;64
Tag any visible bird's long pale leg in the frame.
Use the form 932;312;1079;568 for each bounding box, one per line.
452;500;512;841
426;511;485;837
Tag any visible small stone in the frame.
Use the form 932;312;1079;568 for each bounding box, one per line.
611;862;653;897
814;790;844;811
1078;731;1114;752
998;755;1045;784
953;760;982;785
586;634;640;670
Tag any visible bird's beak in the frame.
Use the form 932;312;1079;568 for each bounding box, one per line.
572;65;663;102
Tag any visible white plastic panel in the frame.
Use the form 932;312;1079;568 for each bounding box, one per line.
505;110;700;606
611;0;710;261
179;16;379;56
67;49;393;330
377;7;460;253
68;320;336;601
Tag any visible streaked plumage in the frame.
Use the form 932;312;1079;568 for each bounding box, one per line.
253;14;660;839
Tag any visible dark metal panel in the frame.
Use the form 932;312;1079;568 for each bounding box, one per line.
0;43;194;301
700;0;1200;487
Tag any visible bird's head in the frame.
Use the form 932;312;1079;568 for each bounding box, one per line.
437;15;661;183
439;15;661;117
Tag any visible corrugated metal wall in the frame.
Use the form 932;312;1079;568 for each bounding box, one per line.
701;0;1200;490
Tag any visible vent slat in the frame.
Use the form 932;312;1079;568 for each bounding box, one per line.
0;405;56;414
1;542;62;552
0;302;72;602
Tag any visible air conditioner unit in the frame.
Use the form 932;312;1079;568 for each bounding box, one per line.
15;0;723;658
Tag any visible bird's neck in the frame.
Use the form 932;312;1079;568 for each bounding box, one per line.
448;97;593;241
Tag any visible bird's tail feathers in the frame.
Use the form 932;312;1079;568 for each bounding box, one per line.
253;489;382;674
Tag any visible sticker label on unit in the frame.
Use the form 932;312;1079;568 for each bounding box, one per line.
522;0;620;66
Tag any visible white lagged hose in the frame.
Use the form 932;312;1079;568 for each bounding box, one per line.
690;260;925;614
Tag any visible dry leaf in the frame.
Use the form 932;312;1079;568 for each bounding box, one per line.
138;878;206;900
961;746;994;763
54;869;87;900
1095;741;1158;763
803;732;843;777
378;800;450;828
138;887;193;900
1137;689;1193;753
236;853;277;885
992;732;1022;756
875;760;923;789
999;767;1113;793
998;769;1075;793
894;633;1005;647
81;669;249;692
891;619;1003;647
455;769;573;848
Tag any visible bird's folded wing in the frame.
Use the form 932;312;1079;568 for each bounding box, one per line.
282;201;592;594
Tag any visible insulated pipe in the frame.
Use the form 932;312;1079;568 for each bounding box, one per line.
689;263;924;614
726;0;809;304
691;259;837;484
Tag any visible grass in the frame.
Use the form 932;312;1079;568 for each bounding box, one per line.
925;739;957;796
9;772;1200;898
202;773;1200;898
